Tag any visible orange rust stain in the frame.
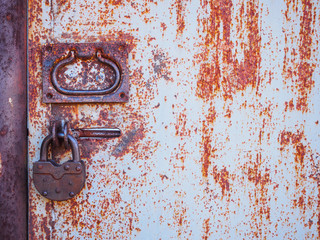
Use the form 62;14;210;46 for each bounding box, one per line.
295;142;306;165
202;218;211;240
108;0;124;5
247;154;270;187
176;0;186;36
197;0;261;101
318;185;320;236
201;134;214;178
244;152;271;233
293;188;307;211
283;0;316;112
175;110;189;136
200;105;216;178
279;130;304;147
284;99;295;112
213;165;230;196
279;130;307;169
296;0;315;112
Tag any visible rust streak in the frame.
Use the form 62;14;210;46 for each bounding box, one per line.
176;0;186;36
296;0;315;112
197;0;261;101
213;165;230;197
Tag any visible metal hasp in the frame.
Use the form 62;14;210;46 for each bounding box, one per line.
33;133;86;201
42;42;130;103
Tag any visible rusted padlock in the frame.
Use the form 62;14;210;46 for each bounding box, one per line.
33;133;86;201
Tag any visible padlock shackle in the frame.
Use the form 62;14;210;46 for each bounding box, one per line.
39;134;80;162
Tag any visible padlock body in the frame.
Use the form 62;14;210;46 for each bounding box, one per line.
33;160;85;201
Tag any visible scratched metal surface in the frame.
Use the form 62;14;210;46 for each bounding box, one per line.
28;0;320;239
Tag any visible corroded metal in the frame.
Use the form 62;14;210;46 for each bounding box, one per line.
42;42;130;103
29;0;320;239
0;0;27;239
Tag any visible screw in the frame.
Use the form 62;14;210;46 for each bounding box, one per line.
38;164;43;169
69;192;75;197
64;165;70;170
76;166;81;171
55;188;61;193
42;191;48;196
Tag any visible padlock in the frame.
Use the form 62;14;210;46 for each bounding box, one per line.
33;133;86;201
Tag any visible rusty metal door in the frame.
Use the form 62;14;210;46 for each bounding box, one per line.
28;0;320;239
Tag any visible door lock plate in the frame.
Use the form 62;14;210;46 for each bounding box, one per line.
42;42;130;103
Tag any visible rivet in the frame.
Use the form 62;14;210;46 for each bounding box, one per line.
43;178;47;182
64;165;70;170
42;191;48;196
55;188;61;193
69;181;73;185
38;164;43;169
76;166;81;171
69;192;75;197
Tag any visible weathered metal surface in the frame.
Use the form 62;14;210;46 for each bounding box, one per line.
33;133;86;201
28;0;320;239
0;0;27;239
42;42;130;103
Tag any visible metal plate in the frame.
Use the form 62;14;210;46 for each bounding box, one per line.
42;42;130;103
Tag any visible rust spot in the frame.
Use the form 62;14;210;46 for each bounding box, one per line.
159;174;169;181
197;0;261;101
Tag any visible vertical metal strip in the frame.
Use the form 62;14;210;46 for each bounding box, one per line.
0;0;27;239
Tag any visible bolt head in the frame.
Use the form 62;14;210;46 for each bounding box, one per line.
69;192;75;197
76;166;81;171
42;191;48;196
